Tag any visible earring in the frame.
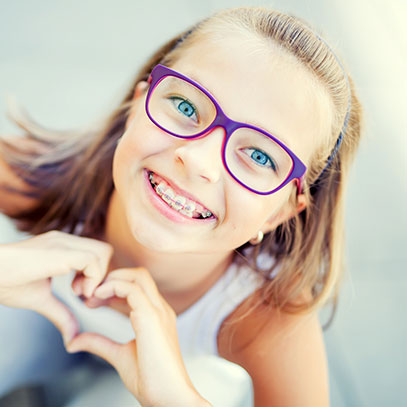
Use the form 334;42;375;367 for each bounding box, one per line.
116;136;123;145
249;230;264;245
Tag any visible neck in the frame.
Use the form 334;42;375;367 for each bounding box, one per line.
102;190;234;299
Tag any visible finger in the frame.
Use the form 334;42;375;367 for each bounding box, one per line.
82;295;131;315
72;270;100;299
104;268;163;308
61;233;114;291
72;253;104;298
34;295;79;346
66;332;121;368
71;273;84;296
94;280;162;329
67;233;114;280
14;248;100;287
82;296;109;309
81;274;101;298
94;279;154;312
5;231;113;289
106;297;132;316
44;231;114;295
72;274;109;308
63;250;105;298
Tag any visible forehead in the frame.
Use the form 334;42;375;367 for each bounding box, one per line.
170;33;333;165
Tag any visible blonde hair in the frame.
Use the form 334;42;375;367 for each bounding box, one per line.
0;7;362;329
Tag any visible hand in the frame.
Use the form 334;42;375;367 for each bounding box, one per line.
0;230;113;344
66;268;212;407
72;272;133;316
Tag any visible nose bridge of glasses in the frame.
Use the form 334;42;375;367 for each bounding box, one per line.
193;114;244;157
194;125;227;151
211;110;242;139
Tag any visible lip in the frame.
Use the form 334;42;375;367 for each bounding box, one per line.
146;169;216;216
143;169;217;224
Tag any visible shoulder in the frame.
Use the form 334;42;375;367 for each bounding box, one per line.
217;290;330;407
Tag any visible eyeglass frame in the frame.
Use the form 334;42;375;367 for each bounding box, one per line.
145;64;307;196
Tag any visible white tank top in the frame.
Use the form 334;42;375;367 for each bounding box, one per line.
176;261;265;357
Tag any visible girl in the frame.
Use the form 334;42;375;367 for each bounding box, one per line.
0;6;362;407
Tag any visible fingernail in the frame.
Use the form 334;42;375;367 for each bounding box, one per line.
84;282;95;298
85;297;102;308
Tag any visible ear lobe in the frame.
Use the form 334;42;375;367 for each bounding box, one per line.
296;193;307;213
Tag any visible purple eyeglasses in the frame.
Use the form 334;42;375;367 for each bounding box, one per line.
145;64;306;195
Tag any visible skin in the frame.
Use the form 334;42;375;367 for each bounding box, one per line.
102;31;332;313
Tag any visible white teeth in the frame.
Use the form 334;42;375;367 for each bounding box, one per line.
162;188;175;205
150;172;213;219
179;209;193;218
156;182;166;195
183;202;195;212
173;195;186;210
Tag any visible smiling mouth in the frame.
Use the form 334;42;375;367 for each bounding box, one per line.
147;170;215;220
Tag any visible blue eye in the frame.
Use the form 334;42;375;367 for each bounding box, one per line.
169;97;198;121
178;101;194;117
243;148;277;172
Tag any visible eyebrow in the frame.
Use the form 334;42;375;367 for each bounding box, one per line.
183;70;292;149
245;119;292;149
185;71;218;101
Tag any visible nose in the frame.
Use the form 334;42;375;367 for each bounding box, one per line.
174;127;225;184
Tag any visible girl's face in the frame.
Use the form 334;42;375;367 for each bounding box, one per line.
112;32;332;253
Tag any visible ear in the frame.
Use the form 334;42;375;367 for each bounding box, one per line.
261;193;307;235
133;81;149;100
125;81;149;129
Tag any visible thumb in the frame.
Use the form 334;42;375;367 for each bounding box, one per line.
34;295;79;346
66;332;121;367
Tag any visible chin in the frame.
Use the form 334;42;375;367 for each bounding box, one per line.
129;223;181;252
139;237;171;252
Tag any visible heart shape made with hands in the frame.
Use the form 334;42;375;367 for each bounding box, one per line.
64;267;204;406
72;271;133;316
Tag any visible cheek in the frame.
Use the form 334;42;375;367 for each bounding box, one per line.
122;114;177;160
112;120;161;182
225;188;274;228
226;187;290;234
112;133;136;189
